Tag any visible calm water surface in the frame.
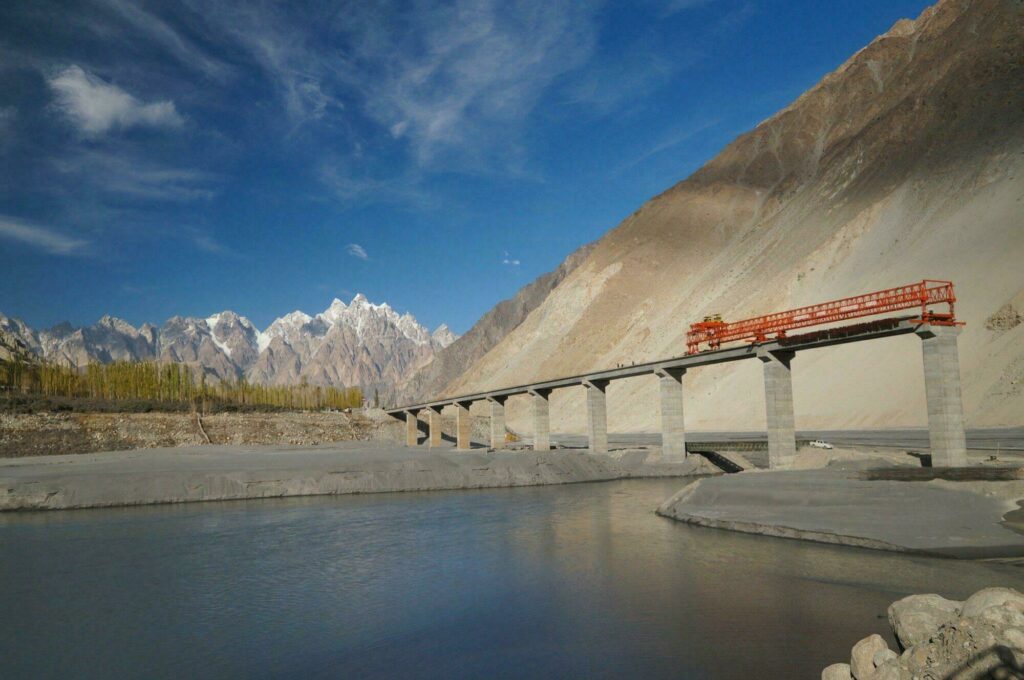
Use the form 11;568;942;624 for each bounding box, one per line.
3;478;1023;679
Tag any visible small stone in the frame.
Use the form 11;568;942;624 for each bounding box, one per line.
822;662;853;680
961;587;1024;618
870;665;902;680
873;648;898;667
887;593;961;649
851;634;889;679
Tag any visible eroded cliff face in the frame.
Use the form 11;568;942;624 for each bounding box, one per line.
440;0;1024;432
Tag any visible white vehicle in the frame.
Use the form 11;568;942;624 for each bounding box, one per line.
809;439;834;450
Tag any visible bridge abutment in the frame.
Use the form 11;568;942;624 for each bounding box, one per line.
657;368;687;461
530;389;552;451
488;396;507;449
584;380;609;454
917;325;968;467
758;349;796;469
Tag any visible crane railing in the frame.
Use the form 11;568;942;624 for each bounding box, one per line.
686;280;958;354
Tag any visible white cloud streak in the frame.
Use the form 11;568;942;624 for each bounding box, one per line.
344;0;600;165
53;150;217;202
0;215;89;255
190;0;601;169
91;0;231;80
48;65;183;135
346;243;368;260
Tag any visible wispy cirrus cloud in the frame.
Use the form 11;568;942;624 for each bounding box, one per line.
343;0;600;166
0;215;89;255
48;65;183;135
190;0;602;169
89;0;231;80
502;251;521;267
346;243;368;260
53;150;217;202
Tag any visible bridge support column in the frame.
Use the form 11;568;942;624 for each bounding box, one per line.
405;410;419;447
488;396;507;450
427;406;443;448
456;401;472;451
584;380;609;454
529;389;552;451
916;325;968;467
656;368;687;462
758;349;796;469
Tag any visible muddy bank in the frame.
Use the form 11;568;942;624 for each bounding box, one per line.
0;442;710;511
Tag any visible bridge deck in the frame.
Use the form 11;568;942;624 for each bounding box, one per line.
386;317;918;416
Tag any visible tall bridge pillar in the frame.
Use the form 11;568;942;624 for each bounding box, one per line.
426;406;443;448
405;410;419;447
916;325;968;467
455;401;473;450
584;380;609;454
656;367;687;461
487;396;507;450
758;349;796;469
529;388;552;451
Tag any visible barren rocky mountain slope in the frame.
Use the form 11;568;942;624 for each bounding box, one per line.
432;0;1024;433
400;242;594;403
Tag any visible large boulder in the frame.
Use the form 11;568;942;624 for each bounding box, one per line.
821;663;852;680
851;634;889;679
961;587;1024;618
887;593;962;649
825;588;1024;680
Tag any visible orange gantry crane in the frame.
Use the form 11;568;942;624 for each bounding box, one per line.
686;280;960;355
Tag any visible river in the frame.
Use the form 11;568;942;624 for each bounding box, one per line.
3;478;1023;679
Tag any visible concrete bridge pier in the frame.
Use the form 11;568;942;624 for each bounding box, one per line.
656;367;687;461
529;388;552;451
917;325;968;467
404;410;419;447
487;396;507;450
584;379;609;454
426;406;443;448
455;401;473;450
758;349;796;469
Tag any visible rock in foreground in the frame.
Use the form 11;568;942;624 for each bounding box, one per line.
824;587;1024;679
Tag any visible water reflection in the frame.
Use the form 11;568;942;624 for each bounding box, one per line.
2;479;1022;679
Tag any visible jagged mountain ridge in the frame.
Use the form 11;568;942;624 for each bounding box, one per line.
0;294;457;393
430;0;1024;431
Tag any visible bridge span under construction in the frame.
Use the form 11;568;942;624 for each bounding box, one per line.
387;281;967;469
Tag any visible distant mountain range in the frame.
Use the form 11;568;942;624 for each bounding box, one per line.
0;294;457;396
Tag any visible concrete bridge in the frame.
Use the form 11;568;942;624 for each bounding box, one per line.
386;318;968;469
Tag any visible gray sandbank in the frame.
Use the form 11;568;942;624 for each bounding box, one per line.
657;464;1024;558
0;441;707;511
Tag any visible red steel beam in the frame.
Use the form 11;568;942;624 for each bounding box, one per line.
686;280;958;354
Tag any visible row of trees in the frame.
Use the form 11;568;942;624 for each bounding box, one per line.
0;358;363;411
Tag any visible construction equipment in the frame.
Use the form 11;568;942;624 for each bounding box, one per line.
685;279;960;354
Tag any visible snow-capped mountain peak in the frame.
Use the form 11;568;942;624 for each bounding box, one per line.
431;324;457;348
1;293;458;395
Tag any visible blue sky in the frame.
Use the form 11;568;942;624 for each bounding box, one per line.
0;0;933;334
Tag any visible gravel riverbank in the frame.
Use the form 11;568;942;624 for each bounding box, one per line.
657;464;1024;558
0;442;709;511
